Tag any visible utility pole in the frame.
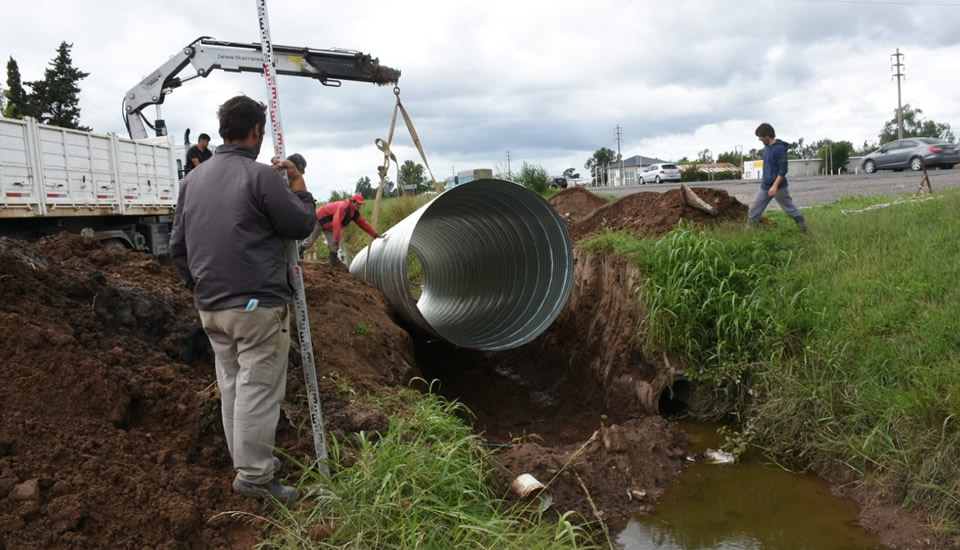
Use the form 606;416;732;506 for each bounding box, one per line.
735;145;743;178
891;48;905;140
614;124;624;186
505;149;512;177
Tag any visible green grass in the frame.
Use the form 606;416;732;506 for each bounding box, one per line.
586;190;960;545
259;388;601;549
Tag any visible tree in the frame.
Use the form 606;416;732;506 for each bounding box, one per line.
398;160;429;194
853;140;877;156
354;176;376;200
818;140;855;174
3;57;33;119
716;150;741;165
879;104;955;145
328;189;352;202
562;167;580;179
584;147;619;185
27;42;90;130
696;149;714;163
517;162;550;194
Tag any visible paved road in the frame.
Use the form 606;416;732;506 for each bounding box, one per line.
592;169;960;209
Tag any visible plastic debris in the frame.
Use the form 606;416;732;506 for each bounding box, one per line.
702;448;736;464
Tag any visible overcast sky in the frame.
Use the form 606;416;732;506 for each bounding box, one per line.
3;0;959;199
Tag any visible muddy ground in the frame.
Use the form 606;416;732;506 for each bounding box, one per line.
0;186;935;549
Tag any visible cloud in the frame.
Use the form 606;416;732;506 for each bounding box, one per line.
3;0;959;201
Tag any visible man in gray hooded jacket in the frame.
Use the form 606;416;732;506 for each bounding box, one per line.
170;95;317;502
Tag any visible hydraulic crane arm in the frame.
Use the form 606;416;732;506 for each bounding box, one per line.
122;37;401;139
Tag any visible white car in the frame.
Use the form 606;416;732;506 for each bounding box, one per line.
640;163;681;184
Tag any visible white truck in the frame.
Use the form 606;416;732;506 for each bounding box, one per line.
0;116;179;253
0;37;400;255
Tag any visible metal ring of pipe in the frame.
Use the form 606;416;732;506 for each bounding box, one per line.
350;179;574;351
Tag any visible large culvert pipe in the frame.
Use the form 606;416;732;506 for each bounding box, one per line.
350;179;574;351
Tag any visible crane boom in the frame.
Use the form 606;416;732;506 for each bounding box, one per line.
122;37;401;139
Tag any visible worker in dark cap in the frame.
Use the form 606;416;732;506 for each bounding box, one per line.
287;153;307;175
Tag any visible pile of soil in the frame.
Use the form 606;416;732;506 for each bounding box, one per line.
548;186;608;224
0;234;415;549
568;187;748;241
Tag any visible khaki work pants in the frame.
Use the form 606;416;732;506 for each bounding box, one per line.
199;305;290;485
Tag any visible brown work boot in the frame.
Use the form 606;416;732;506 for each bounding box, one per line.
797;219;810;234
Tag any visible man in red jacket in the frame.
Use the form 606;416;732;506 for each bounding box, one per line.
302;193;381;266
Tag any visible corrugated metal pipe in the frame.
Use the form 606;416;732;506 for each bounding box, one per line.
350;179;574;351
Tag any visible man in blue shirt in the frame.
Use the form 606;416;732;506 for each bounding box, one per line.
748;123;809;233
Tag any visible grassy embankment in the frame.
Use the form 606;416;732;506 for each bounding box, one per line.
269;192;602;548
258;388;600;549
585;190;960;546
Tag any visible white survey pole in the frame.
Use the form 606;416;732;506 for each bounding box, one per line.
255;0;330;476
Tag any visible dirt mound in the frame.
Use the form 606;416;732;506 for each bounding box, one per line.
548;186;608;223
569;187;748;241
0;234;416;550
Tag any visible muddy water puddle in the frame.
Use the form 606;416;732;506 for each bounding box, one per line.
617;421;884;550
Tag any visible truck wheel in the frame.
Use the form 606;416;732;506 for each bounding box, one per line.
102;239;129;253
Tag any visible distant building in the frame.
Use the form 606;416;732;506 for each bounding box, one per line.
446;168;493;188
742;157;866;179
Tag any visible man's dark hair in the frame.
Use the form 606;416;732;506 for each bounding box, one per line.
198;133;211;141
755;123;776;138
218;96;267;141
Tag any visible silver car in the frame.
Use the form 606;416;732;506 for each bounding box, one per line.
640;163;681;184
861;138;960;173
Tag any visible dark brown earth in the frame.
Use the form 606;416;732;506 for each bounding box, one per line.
548;186;609;224
0;187;940;549
0;234;416;549
568;187;748;241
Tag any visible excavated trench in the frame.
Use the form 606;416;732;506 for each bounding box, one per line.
413;249;689;443
406;249;693;523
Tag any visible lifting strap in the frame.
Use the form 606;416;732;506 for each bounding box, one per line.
372;87;443;229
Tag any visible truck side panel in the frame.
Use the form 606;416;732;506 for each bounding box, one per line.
116;137;178;214
0;118;43;217
35;123;121;216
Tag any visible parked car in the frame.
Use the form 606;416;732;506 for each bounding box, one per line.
861;138;960;173
640;163;681;184
549;177;568;189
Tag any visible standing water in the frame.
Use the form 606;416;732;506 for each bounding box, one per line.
617;421;885;550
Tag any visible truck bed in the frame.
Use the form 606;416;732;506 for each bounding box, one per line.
0;116;178;219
